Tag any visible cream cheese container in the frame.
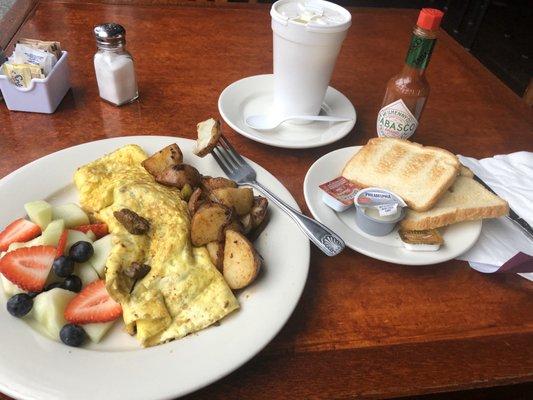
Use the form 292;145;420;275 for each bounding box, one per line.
354;188;406;236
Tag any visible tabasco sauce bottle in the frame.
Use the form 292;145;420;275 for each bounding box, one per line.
377;8;444;139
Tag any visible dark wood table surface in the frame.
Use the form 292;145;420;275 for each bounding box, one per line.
1;1;532;399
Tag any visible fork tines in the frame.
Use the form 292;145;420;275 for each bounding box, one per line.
212;136;240;171
211;136;255;183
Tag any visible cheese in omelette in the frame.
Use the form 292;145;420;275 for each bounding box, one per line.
73;145;239;347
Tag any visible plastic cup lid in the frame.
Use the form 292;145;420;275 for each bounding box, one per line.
271;0;352;32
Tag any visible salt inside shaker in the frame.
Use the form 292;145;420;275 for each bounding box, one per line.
93;23;138;106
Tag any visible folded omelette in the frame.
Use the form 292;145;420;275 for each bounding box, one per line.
74;145;239;347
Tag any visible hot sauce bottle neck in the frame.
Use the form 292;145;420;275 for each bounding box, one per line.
403;8;444;73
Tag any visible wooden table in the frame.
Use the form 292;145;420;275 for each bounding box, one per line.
1;1;532;399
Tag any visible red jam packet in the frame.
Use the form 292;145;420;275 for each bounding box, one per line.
319;177;360;207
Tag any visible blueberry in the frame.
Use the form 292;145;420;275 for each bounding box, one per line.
53;256;75;278
63;275;82;293
7;293;33;317
44;281;64;291
27;291;40;298
60;324;86;347
69;241;94;263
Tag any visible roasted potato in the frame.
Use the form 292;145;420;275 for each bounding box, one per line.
223;230;261;290
190;202;232;246
194;118;221;157
239;214;253;235
142;144;183;176
225;218;243;234
156;164;201;189
210;187;254;216
188;187;205;215
206;241;224;271
201;176;237;191
250;196;268;228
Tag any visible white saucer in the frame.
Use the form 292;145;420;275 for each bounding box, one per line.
303;146;483;266
218;74;356;149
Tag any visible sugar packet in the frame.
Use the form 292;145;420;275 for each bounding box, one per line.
17;38;62;59
13;43;57;76
2;63;32;88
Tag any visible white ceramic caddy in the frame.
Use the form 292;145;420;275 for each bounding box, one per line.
0;51;70;114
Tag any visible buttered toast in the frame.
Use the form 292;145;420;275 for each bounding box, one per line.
342;138;460;211
400;176;509;230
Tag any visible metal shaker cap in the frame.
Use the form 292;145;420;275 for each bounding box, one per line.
94;23;126;48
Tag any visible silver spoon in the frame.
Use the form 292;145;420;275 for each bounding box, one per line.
245;114;353;131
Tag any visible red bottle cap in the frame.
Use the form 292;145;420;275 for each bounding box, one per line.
417;8;444;31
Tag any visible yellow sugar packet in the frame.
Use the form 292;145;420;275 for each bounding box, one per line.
2;63;33;88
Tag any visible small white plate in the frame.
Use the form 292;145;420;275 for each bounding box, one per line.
0;136;310;400
218;74;356;149
303;146;482;265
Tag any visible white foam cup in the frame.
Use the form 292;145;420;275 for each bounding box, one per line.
271;0;351;117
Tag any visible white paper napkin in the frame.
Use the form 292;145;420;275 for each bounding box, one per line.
456;152;533;281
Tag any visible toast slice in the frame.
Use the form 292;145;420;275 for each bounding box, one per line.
400;176;509;230
342;138;460;211
399;229;444;245
459;165;474;178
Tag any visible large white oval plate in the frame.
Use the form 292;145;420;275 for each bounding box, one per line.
0;136;310;400
304;146;482;265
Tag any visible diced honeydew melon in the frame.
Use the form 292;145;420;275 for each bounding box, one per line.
1;273;25;297
7;236;44;252
31;288;76;340
65;230;93;252
24;200;52;230
90;235;113;277
75;262;100;287
86;231;96;242
41;219;65;246
51;203;89;228
84;321;116;343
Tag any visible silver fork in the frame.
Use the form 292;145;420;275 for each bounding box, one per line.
211;136;345;256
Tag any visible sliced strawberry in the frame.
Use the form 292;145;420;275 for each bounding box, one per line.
64;279;122;324
55;230;68;258
0;219;41;252
0;246;55;292
72;223;109;239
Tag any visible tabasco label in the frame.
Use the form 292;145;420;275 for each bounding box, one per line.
376;99;418;139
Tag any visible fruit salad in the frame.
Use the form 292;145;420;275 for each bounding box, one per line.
0;200;119;347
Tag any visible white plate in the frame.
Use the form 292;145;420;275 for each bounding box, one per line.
304;146;482;265
0;136;310;400
218;74;356;149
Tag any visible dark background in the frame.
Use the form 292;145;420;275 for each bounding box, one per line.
251;0;532;100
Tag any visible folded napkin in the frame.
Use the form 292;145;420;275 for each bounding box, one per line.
456;152;533;281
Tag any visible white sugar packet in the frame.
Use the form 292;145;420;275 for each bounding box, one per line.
457;152;533;281
13;43;57;76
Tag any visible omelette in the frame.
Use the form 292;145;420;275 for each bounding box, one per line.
74;145;239;347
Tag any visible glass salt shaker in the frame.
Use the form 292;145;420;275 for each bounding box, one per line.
93;23;138;106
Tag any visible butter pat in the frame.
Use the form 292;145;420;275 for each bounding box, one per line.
319;176;360;212
399;229;443;252
402;242;441;251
